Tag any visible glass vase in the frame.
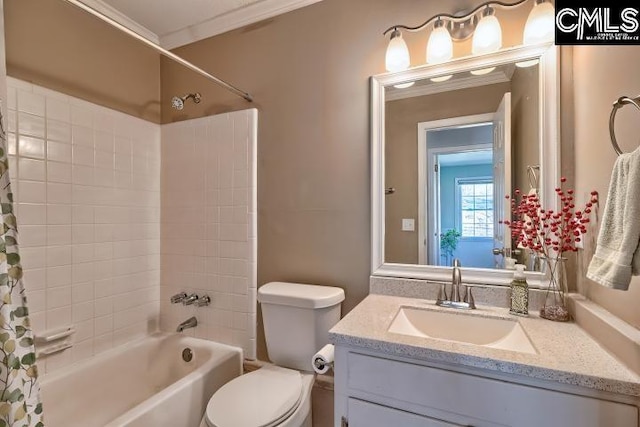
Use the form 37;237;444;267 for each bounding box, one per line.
539;257;570;322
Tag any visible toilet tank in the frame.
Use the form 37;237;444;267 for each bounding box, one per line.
258;282;345;371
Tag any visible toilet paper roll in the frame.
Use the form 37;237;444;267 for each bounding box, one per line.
312;344;335;375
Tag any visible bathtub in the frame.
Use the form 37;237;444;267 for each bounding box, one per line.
40;333;242;427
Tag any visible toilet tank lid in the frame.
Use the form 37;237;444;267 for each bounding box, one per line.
258;282;345;309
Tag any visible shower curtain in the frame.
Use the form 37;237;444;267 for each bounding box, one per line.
0;110;43;426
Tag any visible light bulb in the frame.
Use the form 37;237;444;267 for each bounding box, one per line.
472;8;502;55
426;21;453;82
523;0;555;45
426;22;453;64
385;29;410;73
385;29;414;88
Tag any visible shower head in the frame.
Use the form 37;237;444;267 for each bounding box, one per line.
171;92;202;110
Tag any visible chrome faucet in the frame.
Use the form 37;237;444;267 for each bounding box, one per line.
170;292;187;304
436;259;476;310
182;293;199;305
176;316;198;332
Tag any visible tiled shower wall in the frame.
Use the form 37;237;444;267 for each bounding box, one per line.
160;110;257;360
6;77;161;373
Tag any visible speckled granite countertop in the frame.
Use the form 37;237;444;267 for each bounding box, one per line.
329;294;640;398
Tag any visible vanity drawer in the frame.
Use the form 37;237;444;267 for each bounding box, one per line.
347;352;638;427
348;398;463;427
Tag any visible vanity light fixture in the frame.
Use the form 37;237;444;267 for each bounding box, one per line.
426;19;454;82
385;29;415;88
383;0;555;81
517;0;555;67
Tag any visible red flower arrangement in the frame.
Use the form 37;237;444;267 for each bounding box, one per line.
500;177;598;259
500;177;598;321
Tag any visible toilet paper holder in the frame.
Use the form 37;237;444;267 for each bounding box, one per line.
312;344;335;374
313;357;333;372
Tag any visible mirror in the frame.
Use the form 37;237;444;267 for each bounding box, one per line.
372;44;559;286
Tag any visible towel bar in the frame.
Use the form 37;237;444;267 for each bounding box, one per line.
609;95;640;156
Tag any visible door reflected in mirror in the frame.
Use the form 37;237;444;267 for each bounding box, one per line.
384;62;538;269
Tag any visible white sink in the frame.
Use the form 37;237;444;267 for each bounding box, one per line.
388;306;537;354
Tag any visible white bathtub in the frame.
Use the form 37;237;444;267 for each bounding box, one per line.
40;333;243;427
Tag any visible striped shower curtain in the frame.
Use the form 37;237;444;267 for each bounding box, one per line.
0;109;43;426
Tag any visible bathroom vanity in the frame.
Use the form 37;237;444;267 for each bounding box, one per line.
348;32;640;427
329;294;640;427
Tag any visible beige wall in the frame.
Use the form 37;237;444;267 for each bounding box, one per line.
159;0;532;359
573;46;640;330
4;0;161;123
384;83;511;264
511;65;539;194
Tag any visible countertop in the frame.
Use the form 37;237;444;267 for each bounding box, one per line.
329;294;640;398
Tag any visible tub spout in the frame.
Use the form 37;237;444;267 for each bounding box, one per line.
176;316;197;332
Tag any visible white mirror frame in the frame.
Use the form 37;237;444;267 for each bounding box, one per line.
371;43;560;287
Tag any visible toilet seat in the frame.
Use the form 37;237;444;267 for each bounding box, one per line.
205;365;304;427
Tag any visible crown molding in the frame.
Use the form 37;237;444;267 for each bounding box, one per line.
77;0;160;44
160;0;323;49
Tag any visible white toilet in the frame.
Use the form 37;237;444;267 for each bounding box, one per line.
200;282;345;427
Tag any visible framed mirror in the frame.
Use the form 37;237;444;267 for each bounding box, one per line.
371;43;559;286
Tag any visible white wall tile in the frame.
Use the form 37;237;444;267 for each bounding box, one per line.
161;109;257;359
47;120;71;143
18;91;45;116
46;246;72;267
18;135;45;159
17;203;46;225
8;79;161;373
18;158;46;181
47;141;72;163
46;98;70;123
19;181;46;203
47;162;72;184
18;113;45;138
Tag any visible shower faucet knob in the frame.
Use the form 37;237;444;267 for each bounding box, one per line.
170;292;188;304
195;295;211;307
183;293;199;305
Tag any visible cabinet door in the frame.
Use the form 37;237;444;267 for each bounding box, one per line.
348;398;463;427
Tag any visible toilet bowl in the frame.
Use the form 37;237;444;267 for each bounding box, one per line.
200;365;314;427
200;282;344;427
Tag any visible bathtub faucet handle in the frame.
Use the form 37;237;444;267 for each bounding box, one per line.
195;295;211;307
183;293;199;305
170;292;188;304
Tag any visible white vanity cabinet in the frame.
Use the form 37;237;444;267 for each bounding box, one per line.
334;346;639;427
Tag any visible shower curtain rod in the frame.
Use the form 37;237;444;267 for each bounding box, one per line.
63;0;254;102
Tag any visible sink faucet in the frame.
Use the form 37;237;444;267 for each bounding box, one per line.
436;259;476;310
176;316;198;332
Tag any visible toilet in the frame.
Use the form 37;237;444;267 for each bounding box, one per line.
200;282;345;427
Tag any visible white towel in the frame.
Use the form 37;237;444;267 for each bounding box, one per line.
586;147;640;290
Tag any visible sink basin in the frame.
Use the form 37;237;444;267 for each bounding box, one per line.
388;306;537;354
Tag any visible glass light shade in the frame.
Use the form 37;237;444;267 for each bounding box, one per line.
470;67;496;75
394;82;415;89
385;32;411;72
515;58;539;68
426;25;453;64
431;75;452;82
472;14;502;55
523;1;555;45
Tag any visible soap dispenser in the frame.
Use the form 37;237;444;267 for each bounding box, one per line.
510;264;528;316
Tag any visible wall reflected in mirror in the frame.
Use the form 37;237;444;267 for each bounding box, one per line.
384;62;539;270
